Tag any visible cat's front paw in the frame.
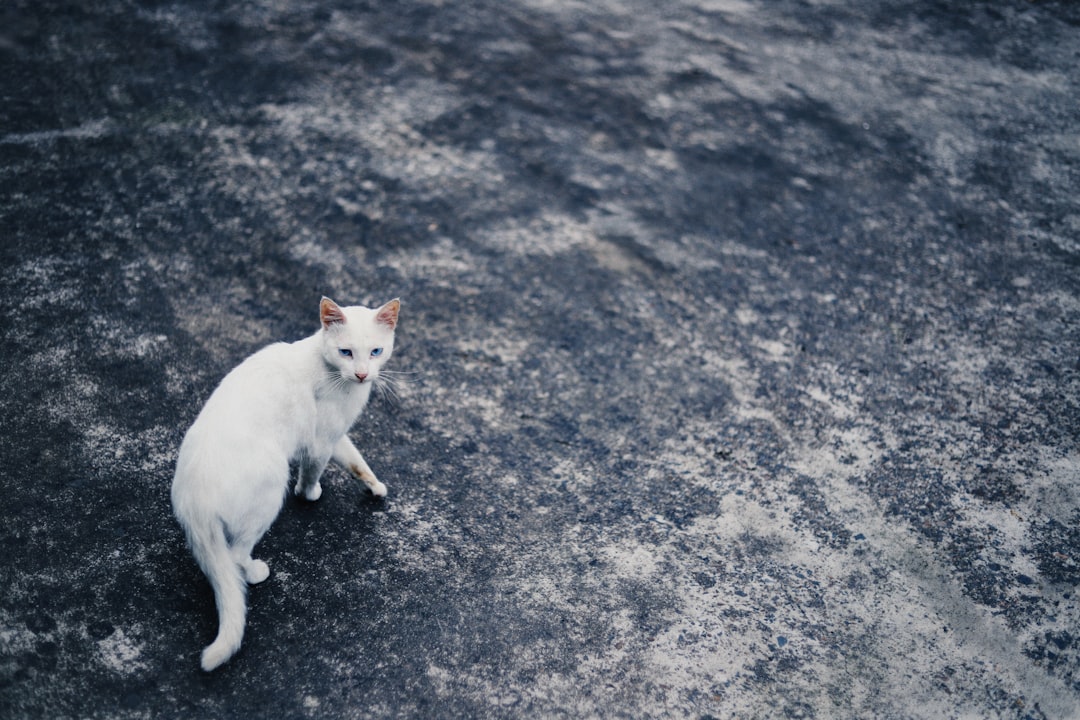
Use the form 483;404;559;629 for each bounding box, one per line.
294;481;322;501
349;463;386;498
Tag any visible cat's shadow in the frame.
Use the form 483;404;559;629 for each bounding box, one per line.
285;468;390;524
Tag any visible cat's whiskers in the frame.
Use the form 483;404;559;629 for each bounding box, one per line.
315;369;355;396
378;369;418;383
371;369;415;405
371;375;398;404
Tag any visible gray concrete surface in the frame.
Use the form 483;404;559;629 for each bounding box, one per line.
2;1;1079;718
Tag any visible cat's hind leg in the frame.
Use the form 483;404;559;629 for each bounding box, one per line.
242;558;270;585
224;533;267;584
225;484;280;585
332;435;387;497
225;527;271;584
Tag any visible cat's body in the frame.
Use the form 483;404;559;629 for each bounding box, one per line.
172;297;400;671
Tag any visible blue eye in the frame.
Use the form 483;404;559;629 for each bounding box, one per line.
339;348;353;358
370;347;383;358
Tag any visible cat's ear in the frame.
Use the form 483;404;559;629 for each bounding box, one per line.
320;297;347;329
375;299;400;330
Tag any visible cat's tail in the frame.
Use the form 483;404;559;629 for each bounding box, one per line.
185;516;247;672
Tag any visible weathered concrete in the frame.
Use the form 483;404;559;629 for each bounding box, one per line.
2;1;1079;717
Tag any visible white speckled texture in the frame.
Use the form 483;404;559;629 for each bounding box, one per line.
2;1;1079;718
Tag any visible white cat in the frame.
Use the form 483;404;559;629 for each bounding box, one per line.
171;296;400;671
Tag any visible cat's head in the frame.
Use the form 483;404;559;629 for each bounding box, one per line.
318;296;399;385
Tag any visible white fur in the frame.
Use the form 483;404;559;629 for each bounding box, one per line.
172;297;399;671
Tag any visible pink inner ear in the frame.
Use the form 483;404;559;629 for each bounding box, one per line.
320;297;347;328
376;299;400;329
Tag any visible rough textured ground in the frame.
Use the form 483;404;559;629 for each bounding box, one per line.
2;1;1079;718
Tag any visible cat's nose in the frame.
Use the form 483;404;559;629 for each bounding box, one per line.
354;372;368;383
